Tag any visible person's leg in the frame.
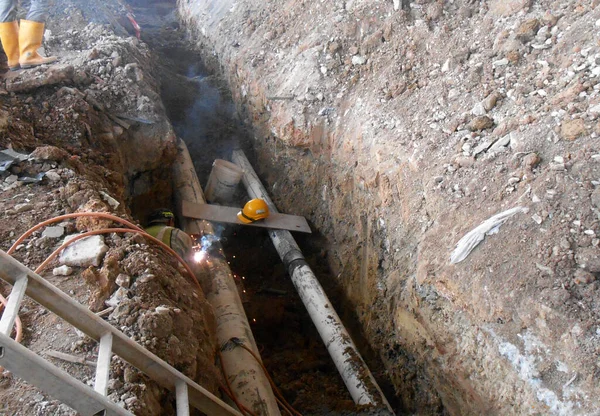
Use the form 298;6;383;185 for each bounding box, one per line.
25;0;48;23
0;0;19;70
0;0;16;23
19;0;55;68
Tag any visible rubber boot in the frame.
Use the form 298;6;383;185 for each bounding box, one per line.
0;22;20;71
18;20;56;69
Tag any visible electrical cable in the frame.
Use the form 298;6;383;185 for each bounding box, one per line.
216;349;258;416
230;338;302;416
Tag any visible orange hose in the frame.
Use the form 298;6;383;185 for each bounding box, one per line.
217;349;258;416
237;342;302;416
34;228;201;291
8;212;143;255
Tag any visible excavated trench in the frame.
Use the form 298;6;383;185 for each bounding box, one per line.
131;2;399;415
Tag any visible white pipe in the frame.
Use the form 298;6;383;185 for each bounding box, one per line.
232;149;393;412
172;140;280;416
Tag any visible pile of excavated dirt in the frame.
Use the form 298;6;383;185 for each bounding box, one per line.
180;0;600;414
0;1;220;415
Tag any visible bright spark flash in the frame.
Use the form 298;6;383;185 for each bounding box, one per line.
194;250;207;263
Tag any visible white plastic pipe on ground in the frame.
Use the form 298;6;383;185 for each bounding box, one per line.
232;149;393;413
172;140;280;416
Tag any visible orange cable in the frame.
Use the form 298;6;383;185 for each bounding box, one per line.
8;212;143;255
217;349;258;416
236;342;302;416
33;228;201;291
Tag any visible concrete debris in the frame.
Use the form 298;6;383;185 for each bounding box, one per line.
105;287;129;308
59;234;109;267
450;207;528;264
115;273;131;288
52;265;73;276
42;226;65;239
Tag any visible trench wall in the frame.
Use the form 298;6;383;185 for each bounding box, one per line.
177;0;600;414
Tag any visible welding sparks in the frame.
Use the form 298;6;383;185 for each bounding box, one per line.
193;249;207;263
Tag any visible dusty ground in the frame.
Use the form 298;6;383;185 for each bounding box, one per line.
0;1;220;415
180;0;600;414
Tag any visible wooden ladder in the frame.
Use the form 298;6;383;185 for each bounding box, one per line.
0;250;242;416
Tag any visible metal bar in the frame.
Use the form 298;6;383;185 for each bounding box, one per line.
0;251;243;416
0;274;27;336
0;333;132;416
95;332;113;395
232;149;394;412
176;380;190;416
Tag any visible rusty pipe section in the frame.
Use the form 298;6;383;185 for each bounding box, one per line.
232;149;393;413
172;139;280;416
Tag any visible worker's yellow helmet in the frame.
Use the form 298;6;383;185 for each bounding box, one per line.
237;199;269;224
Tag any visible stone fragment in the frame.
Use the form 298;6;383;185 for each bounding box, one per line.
560;119;587;140
471;102;486;116
515;19;541;43
468;116;494;131
483;92;500;111
328;42;340;54
52;265;73;276
522;153;540;170
14;203;33;213
30;146;69;162
59;235;109;267
105;287;129;308
42;226;65;239
116;273;131;289
591;188;600;209
488;0;532;17
352;55;367;65
574;269;596;285
575;247;600;272
45;170;61;181
455;156;475;168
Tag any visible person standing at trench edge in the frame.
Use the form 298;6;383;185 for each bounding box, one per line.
0;0;57;71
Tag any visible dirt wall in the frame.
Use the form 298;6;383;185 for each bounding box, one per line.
178;0;600;414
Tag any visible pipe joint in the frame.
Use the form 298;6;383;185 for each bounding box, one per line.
282;249;304;267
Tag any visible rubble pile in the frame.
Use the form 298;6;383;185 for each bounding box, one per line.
0;1;220;415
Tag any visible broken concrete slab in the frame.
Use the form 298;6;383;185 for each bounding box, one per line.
59;234;109;267
42;226;65;239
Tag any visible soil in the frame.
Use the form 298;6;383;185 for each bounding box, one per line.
0;1;220;415
179;0;600;414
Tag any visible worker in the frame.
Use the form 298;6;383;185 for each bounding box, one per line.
237;198;270;224
145;208;194;261
0;0;57;71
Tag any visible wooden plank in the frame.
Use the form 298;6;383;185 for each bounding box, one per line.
0;333;132;416
95;332;113;395
0;275;27;336
176;380;190;416
0;251;243;416
182;200;311;234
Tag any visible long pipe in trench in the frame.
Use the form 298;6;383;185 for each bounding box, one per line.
172;139;281;416
232;150;393;413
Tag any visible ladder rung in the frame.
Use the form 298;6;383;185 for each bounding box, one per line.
0;333;132;415
0;275;28;337
176;380;190;416
94;332;113;395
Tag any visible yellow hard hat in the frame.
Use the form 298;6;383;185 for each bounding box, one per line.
237;199;269;224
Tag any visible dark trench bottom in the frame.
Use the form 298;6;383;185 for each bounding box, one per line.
131;3;399;415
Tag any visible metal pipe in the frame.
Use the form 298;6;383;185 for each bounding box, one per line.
172;141;279;415
172;140;281;416
232;149;393;412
